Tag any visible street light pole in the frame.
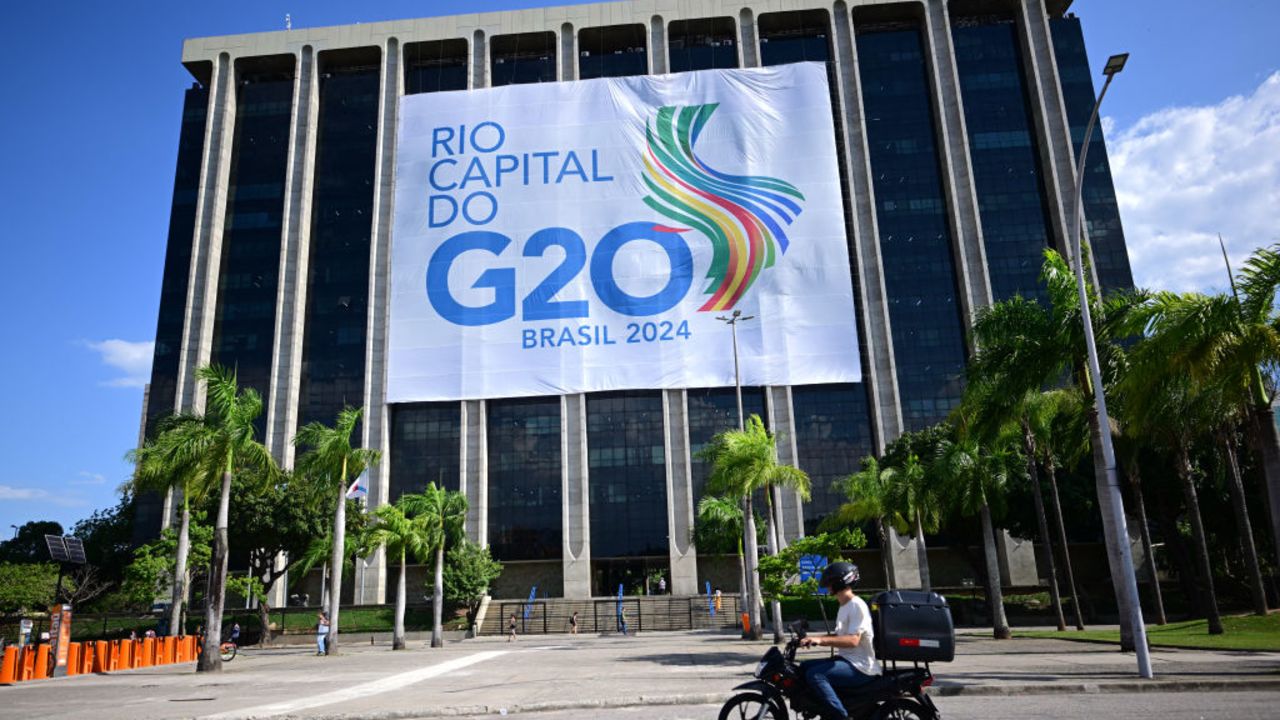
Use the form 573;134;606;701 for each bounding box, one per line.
1067;52;1152;679
718;309;760;638
717;310;753;431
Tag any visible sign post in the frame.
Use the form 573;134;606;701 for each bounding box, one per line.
47;604;72;677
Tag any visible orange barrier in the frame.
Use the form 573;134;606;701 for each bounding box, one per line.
92;641;107;673
117;640;131;669
165;637;177;664
20;647;35;680
741;612;750;633
140;638;153;667
33;646;49;680
81;644;95;675
0;646;17;684
66;643;81;676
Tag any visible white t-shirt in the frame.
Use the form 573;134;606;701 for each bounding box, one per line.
834;596;881;676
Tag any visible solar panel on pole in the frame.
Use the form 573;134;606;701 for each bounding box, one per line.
64;537;87;565
45;534;70;563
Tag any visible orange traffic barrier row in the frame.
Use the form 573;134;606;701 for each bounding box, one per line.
0;635;201;685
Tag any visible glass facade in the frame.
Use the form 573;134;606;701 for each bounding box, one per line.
297;58;379;432
1051;17;1135;294
857;26;967;430
668;18;739;72
793;383;876;534
586;392;667;558
486;397;562;560
953;19;1055;304
210;62;295;438
758;10;831;65
578;25;648;79
491;32;557;86
389;403;461;500
404;40;469;95
136;83;210;542
686;387;766;502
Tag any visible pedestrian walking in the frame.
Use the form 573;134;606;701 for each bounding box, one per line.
316;611;330;656
569;611;579;635
508;613;518;642
619;607;630;636
714;588;723;613
658;576;666;594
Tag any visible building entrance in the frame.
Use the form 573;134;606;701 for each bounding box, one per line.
592;557;670;597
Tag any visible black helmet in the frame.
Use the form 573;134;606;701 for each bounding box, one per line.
819;562;860;592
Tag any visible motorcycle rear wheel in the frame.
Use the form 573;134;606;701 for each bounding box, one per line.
719;691;786;720
873;698;933;720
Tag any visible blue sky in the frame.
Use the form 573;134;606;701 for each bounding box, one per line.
0;0;1276;535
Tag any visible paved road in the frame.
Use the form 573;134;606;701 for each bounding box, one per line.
451;692;1280;720
0;631;1276;719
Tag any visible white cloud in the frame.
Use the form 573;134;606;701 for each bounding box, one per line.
75;471;107;485
1108;71;1280;294
0;485;50;501
85;339;154;388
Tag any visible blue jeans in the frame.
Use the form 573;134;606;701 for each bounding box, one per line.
802;657;877;719
317;632;328;654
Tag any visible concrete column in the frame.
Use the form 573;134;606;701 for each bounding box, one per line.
997;530;1039;587
460;399;488;546
176;51;237;415
919;0;993;322
886;526;924;589
562;393;591;598
1014;0;1076;257
559;23;576;81
765;386;805;544
649;15;667;75
471;29;487;90
266;44;320;465
664;389;697;595
832;3;904;449
359;36;403;605
737;9;758;69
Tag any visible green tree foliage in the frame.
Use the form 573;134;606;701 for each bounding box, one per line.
120;513;213;611
757;530;866;602
0;562;60;613
0;521;64;564
400;482;467;648
365;498;434;649
69;494;136;604
442;540;503;626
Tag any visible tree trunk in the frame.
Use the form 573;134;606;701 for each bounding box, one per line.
1044;462;1085;630
915;511;931;592
765;489;784;644
1249;395;1280;568
169;492;190;637
980;504;1011;640
393;547;407;650
876;518;894;590
256;594;272;647
1127;464;1166;625
1087;408;1135;650
737;540;747;618
742;496;763;640
1177;447;1224;634
327;456;349;656
431;544;445;648
198;468;233;672
1224;435;1268;616
1024;427;1065;631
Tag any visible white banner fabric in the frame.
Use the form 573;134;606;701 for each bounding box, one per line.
387;62;861;402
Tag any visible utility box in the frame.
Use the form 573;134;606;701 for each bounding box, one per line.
870;590;955;663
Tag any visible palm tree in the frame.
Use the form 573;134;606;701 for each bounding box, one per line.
399;482;467;648
935;431;1013;640
295;406;381;655
1118;360;1224;635
190;365;277;672
830;456;898;589
694;495;750;609
365;498;434;649
701;414;811;643
128;414;218;637
885;453;939;592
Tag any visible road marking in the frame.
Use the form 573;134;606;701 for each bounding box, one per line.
202;650;508;719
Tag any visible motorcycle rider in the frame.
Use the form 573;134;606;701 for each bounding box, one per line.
798;562;882;720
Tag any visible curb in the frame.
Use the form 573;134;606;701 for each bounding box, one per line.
253;680;1280;719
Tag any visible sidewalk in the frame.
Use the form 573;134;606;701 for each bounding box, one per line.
1;631;1276;719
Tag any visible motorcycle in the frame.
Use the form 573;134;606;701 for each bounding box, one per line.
719;621;941;720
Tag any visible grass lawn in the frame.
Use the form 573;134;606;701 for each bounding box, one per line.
1020;613;1280;652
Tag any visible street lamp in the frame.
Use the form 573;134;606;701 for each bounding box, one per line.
715;309;755;430
717;309;759;639
1067;52;1152;679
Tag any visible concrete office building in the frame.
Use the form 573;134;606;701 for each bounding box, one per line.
139;0;1133;603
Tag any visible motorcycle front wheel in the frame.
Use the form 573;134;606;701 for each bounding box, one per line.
873;698;934;720
718;691;787;720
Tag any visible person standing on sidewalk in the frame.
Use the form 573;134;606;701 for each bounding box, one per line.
508;613;518;642
316;611;330;656
569;611;579;635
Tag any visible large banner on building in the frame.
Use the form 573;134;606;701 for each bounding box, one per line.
388;62;860;402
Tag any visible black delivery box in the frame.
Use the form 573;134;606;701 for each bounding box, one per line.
870;590;955;663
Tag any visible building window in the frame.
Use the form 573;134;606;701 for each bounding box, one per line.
578;24;648;79
298;51;380;432
857;26;968;430
491;32;557;86
390;402;461;501
668;18;739;72
487;397;563;561
586;391;667;558
211;57;296;438
404;39;469;94
758;10;831;65
793;383;875;534
686;387;766;502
